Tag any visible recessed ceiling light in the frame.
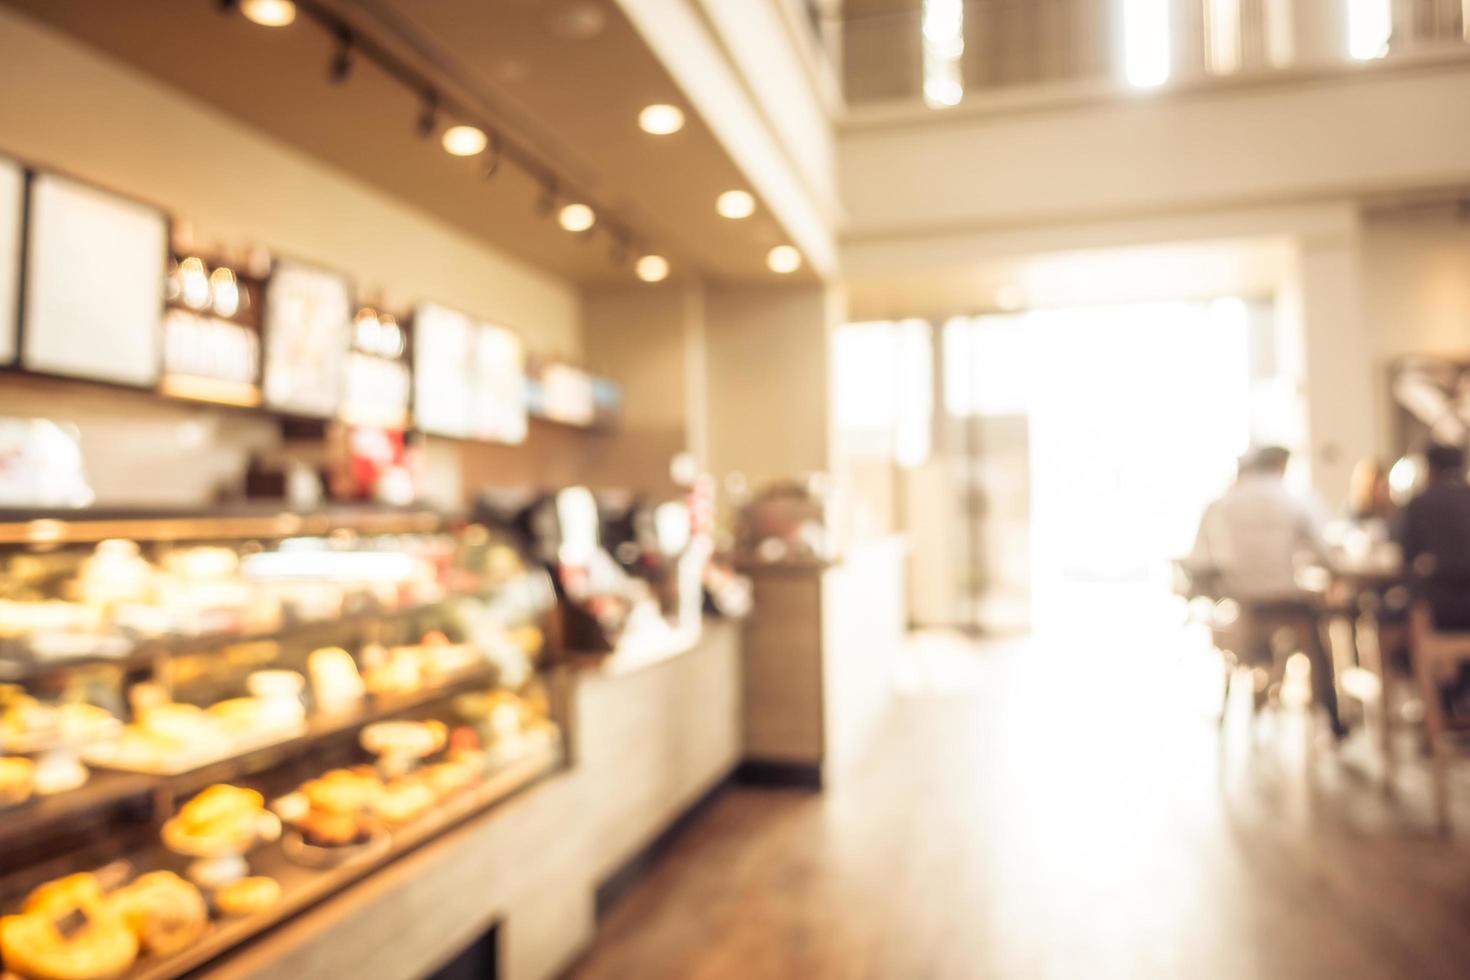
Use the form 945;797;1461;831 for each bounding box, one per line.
636;255;670;283
716;190;756;220
441;125;488;157
767;245;802;274
638;104;685;136
240;0;297;27
558;203;596;233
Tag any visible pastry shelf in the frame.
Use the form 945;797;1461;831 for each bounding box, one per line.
0;770;157;847
0;594;475;684
123;727;564;980
161;663;500;797
0;663;501;852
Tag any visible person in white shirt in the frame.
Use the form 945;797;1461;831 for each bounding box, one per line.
1188;446;1345;739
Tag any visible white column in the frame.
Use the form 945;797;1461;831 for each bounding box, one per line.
1287;223;1378;510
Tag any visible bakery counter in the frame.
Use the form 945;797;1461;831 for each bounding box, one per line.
740;535;907;786
195;619;743;980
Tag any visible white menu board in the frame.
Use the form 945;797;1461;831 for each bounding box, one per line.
413;302;475;438
0;158;20;365
473;323;528;444
540;363;596;427
22;173;166;386
262;260;352;418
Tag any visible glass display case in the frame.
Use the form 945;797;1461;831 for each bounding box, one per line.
0;507;564;980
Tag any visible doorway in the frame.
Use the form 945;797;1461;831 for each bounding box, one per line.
943;298;1256;634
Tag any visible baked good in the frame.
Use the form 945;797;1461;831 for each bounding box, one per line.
422;759;477;799
372;779;435;826
106;872;208;956
2;700;117;753
307;647;365;710
0;909;138;980
138;704;212;743
363;648;423;696
301;768;382;815
164;784;266;855
213;877;280;917
0;755;35;806
360;720;445;759
23;874;108;919
298;808;366;846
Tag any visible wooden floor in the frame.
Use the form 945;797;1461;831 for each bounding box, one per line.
565;608;1470;980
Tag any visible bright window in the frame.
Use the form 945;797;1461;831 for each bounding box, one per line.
1347;0;1392;60
1123;0;1171;87
834;320;933;467
922;0;964;107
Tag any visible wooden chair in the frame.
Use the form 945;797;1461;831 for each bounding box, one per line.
1407;602;1470;833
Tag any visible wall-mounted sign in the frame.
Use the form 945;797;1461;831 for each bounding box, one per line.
159;256;263;407
412;302;475;439
261;259;352;418
341;307;411;430
538;362;596;427
412;303;527;444
473;322;527;444
0;157;21;366
22;172;167;387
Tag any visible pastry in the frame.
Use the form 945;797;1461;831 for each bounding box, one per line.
23;874;108;919
0;755;35;806
302;768;382;815
360;720;445;759
307;647;365;710
164;784;266;855
363;648;423;696
138;704;213;743
213;877;280;917
106;872;208;956
372;779;435;826
0;908;138;980
2;700;117;753
422;760;477;799
298;808;365;847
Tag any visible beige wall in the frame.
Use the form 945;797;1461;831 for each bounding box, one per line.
842;58;1470;240
0;8;580;354
1362;206;1470;453
704;284;839;494
579;284;707;493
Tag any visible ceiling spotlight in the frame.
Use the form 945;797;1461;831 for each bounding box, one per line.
329;28;354;84
442;125;488;157
716;190;756;220
558;203;596;233
240;0;296;27
483;133;504;179
638;104;685;136
417;95;439;139
767;245;802;274
636;255;670;283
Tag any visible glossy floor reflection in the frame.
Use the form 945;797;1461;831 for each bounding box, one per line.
566;601;1470;980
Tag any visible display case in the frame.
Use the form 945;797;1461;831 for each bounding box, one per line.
0;508;565;980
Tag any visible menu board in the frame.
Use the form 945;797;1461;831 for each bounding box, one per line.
412;303;475;438
22;172;166;386
261;259;352;418
539;363;596;427
412;303;527;444
0;157;20;365
473;322;528;444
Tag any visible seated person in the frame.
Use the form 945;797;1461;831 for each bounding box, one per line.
1397;443;1470;631
1188;446;1345;738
